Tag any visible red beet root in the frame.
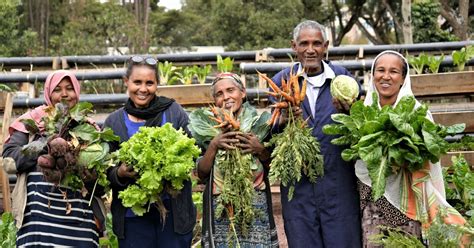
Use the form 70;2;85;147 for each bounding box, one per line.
37;154;56;169
56;156;67;169
48;137;69;157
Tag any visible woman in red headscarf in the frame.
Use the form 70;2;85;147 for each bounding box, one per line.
2;70;101;247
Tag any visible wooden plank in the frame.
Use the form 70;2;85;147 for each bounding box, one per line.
1;92;14;150
440;151;474;168
0;92;13;212
428;102;474;112
157;84;213;106
411;71;474;96
432;111;474;133
0;158;12;212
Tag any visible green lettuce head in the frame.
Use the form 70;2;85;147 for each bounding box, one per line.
330;75;359;103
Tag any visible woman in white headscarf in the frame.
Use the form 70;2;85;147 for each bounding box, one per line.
356;50;466;247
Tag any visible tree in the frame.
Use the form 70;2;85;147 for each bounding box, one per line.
411;0;458;43
330;0;365;46
49;0;142;55
439;0;470;40
0;0;39;57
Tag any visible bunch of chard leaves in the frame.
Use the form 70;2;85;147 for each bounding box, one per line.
266;109;324;201
323;94;465;200
21;102;119;192
188;103;270;240
117;123;201;217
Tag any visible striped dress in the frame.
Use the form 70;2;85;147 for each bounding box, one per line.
16;171;99;247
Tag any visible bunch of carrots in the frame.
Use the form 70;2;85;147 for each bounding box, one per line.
259;70;324;200
259;71;307;127
208;106;256;245
209;105;240;130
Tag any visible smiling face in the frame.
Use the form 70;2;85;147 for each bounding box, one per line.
373;53;406;107
124;65;158;108
50;78;78;108
213;79;246;114
292;27;329;75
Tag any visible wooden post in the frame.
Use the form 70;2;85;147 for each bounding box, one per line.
0;92;13;212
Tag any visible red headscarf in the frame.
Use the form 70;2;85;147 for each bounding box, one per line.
5;70;81;142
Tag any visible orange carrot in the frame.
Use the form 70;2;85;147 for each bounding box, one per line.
269;102;289;109
259;72;281;93
209;116;223;123
300;78;307;102
281;78;288;93
267;108;281;126
223;111;240;130
210;106;220;117
280;91;295;105
265;91;280;98
214;121;229;129
292;76;301;106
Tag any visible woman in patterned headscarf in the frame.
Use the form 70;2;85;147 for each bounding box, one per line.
356;51;467;247
195;73;279;248
3;70;101;247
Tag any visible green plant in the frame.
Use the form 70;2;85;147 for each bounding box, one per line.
99;213;119;248
118;124;201;217
0;84;12;92
193;65;212;84
452;46;474;71
443;155;474;223
427;54;444;74
216;54;234;73
323;94;465;200
448;135;474;152
0;212;16;248
407;52;429;74
176;66;196;85
158;61;179;85
370;209;474;248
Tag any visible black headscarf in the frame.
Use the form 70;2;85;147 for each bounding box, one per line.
124;95;175;127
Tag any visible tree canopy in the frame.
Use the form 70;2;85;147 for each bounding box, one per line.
0;0;471;56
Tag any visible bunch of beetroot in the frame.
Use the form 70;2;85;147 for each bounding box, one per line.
22;102;119;192
37;135;95;186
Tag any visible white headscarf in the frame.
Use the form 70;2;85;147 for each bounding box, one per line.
355;51;461;228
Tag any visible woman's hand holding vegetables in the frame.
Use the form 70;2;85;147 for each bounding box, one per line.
117;162;137;179
236;132;271;165
209;131;240;151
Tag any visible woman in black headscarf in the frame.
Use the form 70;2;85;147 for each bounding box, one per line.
104;56;196;247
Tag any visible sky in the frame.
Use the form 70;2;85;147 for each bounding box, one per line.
158;0;182;10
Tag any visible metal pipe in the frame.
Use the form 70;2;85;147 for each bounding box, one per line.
3;56;472;83
240;56;474;74
0;69;126;83
0;41;472;67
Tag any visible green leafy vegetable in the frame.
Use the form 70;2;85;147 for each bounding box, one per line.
0;212;16;248
21;102;120;193
323;94;465;200
188;103;270;240
118;123;201;217
267;113;324;200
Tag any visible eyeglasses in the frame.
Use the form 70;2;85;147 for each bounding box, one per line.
129;56;157;66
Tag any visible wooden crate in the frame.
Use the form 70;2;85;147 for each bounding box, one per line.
411;71;474;97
